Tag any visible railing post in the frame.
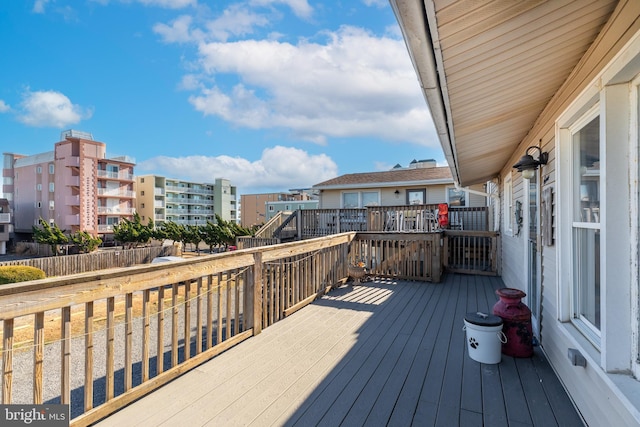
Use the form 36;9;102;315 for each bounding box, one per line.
251;252;263;335
297;210;302;241
432;234;442;282
336;209;341;233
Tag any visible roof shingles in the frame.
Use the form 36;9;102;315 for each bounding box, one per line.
313;167;453;188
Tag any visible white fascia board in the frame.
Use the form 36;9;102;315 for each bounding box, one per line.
390;0;459;184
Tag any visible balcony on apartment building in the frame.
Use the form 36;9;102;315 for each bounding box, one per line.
97;224;114;233
66;195;80;206
97;206;135;215
165;185;213;195
166;207;214;215
96;170;134;181
66;214;80;225
165;196;214;205
97;188;136;198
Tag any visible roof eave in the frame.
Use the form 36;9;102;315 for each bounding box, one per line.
390;0;460;184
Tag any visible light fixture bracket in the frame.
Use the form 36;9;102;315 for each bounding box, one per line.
513;146;548;177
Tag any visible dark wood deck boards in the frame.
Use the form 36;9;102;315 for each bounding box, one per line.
96;274;584;427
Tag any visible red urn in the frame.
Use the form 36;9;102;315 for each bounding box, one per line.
492;288;533;357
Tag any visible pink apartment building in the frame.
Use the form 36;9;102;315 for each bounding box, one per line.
2;130;135;241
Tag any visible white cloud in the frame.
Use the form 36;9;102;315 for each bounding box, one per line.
0;100;10;113
18;90;92;128
32;0;50;14
205;4;270;42
362;0;387;8
136;145;338;192
153;15;194;43
186;26;435;146
91;0;196;8
249;0;313;19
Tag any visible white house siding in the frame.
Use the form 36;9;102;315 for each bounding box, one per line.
501;3;640;425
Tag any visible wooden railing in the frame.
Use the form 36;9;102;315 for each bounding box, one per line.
443;230;499;275
0;230;495;426
0;245;179;277
253;211;290;239
0;233;355;426
350;232;442;282
236;236;279;249
299;209;367;238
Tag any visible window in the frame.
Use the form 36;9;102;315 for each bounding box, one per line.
342;191;379;208
35;201;41;208
36;166;42;174
48;164;54;174
141;203;145;209
49;200;54;210
140;178;145;183
49;182;54;192
362;191;379;206
342;192;359;208
268;205;275;212
504;173;513;235
36;184;42;191
407;189;425;205
447;188;466;206
572;113;601;338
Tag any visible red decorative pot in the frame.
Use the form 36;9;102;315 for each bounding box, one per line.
492;288;533;357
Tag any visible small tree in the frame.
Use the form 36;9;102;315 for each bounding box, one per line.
184;224;203;254
201;220;223;253
113;213;153;248
32;218;68;256
69;231;102;253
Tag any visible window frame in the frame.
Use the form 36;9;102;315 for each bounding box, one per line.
503;173;513;236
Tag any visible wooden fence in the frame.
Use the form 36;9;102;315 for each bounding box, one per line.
0;233;355;426
349;232;442;282
443;230;499;275
0;246;179;277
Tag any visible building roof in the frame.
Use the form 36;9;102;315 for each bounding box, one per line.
313;166;453;190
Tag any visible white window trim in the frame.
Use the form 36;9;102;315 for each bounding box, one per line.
340;190;380;208
503;173;513;236
557;49;639;374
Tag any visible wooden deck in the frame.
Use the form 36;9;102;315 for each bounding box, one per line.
95;274;584;426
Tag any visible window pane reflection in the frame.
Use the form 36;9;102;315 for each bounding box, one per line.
573;116;600;223
574;227;600;330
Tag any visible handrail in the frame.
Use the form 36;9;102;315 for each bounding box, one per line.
253;211;287;238
0;233;355;426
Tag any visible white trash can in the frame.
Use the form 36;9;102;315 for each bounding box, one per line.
464;312;505;364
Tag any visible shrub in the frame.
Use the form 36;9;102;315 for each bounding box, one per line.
0;266;46;285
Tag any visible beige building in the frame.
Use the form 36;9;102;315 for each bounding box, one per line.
240;191;314;227
312;160;487;209
136;176;236;226
3;130;135;239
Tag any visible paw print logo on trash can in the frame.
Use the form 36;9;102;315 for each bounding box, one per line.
469;337;479;349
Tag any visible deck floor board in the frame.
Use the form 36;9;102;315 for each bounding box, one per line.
96;274;584;427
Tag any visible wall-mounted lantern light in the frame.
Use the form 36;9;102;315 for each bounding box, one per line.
394;189;400;198
513;146;548;180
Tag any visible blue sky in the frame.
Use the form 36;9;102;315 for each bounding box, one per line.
0;0;442;195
